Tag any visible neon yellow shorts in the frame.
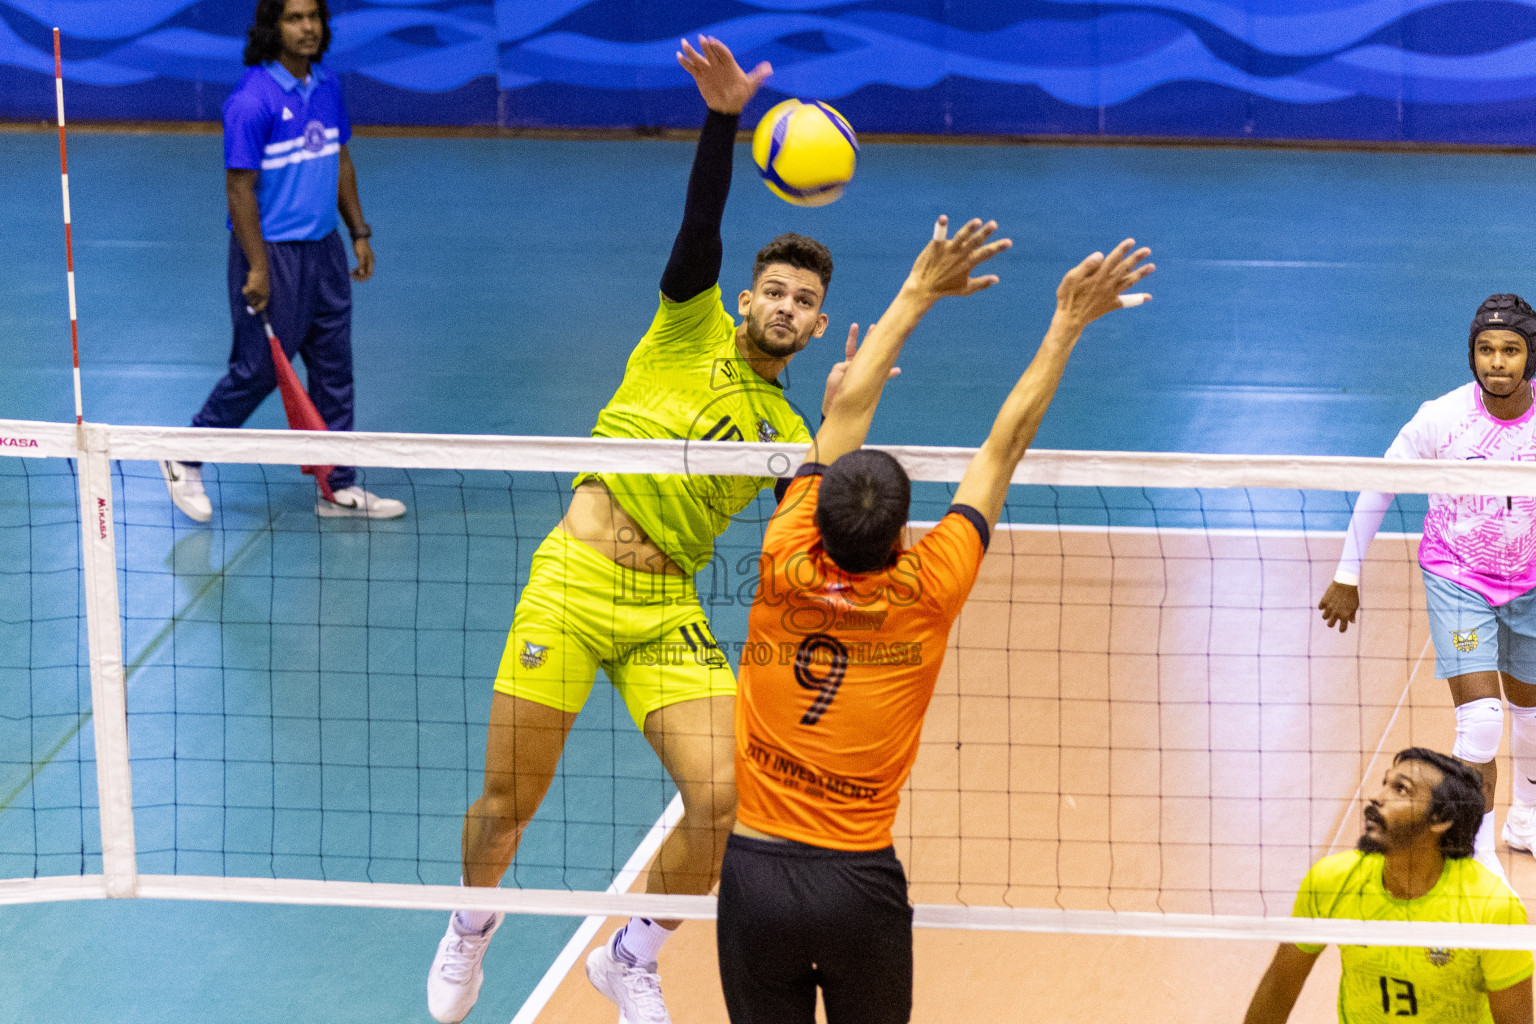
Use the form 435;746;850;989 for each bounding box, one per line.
493;528;735;730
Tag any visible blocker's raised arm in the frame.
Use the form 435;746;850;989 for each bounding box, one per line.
952;239;1153;529
813;215;1011;465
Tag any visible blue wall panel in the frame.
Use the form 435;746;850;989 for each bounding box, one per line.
6;1;1536;143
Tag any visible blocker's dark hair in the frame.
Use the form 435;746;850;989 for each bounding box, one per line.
1393;747;1484;859
816;450;911;573
752;233;833;295
244;0;332;66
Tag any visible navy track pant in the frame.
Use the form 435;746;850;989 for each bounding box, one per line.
193;231;356;489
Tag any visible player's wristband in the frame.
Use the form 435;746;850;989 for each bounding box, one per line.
1332;569;1360;587
349;225;372;241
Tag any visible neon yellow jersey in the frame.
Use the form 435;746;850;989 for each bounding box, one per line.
577;285;813;575
1293;851;1532;1024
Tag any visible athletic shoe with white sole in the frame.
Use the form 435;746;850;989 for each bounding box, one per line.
1504;802;1536;853
160;460;212;522
427;912;502;1024
315;485;407;519
586;931;672;1024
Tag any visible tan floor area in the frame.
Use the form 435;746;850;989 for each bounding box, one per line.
526;528;1535;1023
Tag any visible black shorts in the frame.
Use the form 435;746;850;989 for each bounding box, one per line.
716;833;913;1024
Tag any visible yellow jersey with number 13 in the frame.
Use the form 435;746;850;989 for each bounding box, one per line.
1292;851;1531;1024
577;286;812;575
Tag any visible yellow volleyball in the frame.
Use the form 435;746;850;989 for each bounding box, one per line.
751;98;858;207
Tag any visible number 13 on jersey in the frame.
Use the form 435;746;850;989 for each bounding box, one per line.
1380;976;1417;1016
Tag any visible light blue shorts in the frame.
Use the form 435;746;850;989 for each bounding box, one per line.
1422;569;1536;682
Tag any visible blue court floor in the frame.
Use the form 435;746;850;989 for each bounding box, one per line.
0;127;1533;1022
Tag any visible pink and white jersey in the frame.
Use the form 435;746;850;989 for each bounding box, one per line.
1388;382;1536;604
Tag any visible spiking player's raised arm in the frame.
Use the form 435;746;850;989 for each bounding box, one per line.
658;36;770;307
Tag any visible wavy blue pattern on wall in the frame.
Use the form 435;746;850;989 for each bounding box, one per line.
5;1;1536;141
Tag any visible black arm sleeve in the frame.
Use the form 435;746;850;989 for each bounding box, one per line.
659;109;739;303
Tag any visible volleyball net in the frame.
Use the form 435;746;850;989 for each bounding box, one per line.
2;416;1534;949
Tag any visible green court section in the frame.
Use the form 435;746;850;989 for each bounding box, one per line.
0;128;1532;1021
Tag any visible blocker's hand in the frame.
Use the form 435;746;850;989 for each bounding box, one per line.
1318;581;1360;632
904;215;1012;302
677;35;771;115
822;323;900;418
1054;239;1154;330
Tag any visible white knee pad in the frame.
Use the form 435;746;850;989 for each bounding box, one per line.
1452;697;1504;764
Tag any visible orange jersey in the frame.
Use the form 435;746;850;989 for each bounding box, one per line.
734;465;988;850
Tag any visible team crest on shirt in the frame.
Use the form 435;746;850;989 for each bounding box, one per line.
1452;629;1479;652
303;119;327;153
1425;947;1454;967
520;641;549;669
757;417;779;443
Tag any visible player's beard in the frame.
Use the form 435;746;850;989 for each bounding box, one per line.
1356;806;1432;855
1357;804;1390;854
744;312;807;359
1355;832;1388;854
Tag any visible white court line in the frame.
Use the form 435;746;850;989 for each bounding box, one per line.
1324;636;1435;856
509;793;685;1024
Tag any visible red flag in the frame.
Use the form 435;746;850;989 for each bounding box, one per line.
260;314;336;502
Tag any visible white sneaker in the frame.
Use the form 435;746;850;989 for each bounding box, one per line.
1504;802;1536;853
160;460;212;522
316;485;407;519
586;932;672;1024
427;912;502;1024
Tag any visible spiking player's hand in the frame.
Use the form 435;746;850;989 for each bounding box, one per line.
822;323;901;418
904;216;1012;302
1054;239;1154;330
677;36;771;115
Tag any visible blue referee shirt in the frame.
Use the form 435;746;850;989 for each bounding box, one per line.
223;62;351;242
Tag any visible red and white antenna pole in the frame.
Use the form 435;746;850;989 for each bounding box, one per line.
53;28;84;444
